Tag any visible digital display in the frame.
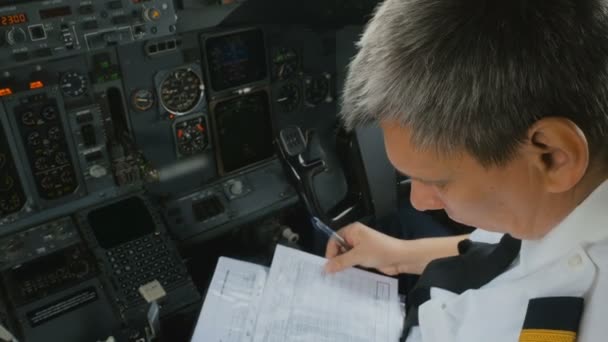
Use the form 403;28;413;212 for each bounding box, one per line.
205;29;267;92
213;90;274;174
0;13;27;26
87;197;156;249
39;6;72;20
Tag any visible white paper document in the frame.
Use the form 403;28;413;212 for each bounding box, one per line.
253;245;402;342
192;245;403;342
191;257;268;342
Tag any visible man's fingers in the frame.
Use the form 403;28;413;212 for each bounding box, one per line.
325;250;360;273
325;239;341;258
377;265;399;276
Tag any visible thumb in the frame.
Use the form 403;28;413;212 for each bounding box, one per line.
325;251;360;274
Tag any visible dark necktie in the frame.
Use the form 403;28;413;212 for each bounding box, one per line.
401;234;522;340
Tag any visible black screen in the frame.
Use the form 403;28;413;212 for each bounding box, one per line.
205;29;267;92
87;197;155;249
214;91;274;174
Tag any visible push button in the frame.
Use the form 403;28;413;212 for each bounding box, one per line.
29;25;46;40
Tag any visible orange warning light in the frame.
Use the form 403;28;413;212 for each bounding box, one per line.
0;88;12;96
29;81;44;89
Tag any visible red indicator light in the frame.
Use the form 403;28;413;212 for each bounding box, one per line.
0;88;13;96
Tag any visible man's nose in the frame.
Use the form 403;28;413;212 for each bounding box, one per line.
409;180;445;211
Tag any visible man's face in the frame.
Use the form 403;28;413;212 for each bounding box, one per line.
381;121;546;238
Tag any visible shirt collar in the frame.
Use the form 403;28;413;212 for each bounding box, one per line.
519;179;608;272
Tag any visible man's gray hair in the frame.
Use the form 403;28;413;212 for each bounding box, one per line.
341;0;608;166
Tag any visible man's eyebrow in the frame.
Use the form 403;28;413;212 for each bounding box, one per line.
397;171;446;185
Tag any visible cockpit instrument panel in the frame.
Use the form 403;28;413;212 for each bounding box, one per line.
0;0;356;340
11;96;80;201
0;0;178;67
0;116;27;219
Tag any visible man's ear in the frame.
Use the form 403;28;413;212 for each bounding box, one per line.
525;117;589;193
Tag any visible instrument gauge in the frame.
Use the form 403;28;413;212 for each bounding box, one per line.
304;73;332;107
0;193;21;213
276;82;301;113
159;68;204;115
21;111;37;126
41;106;57;121
174;116;209;157
272;48;299;80
131;89;155;112
60;71;88;97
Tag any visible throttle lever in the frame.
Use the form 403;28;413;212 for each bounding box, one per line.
278;126;328;218
279;126;307;157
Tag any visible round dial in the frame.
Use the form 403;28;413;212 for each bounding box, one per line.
159;68;203;115
0;175;14;192
175;117;208;156
276;83;301;113
0;193;21;213
304;74;331;107
21;111;37;126
131;89;155;112
41;106;57;121
6;28;26;45
55;152;68;165
27;132;41;147
34;157;48;171
47;126;61;141
60;71;88;97
272;48;299;80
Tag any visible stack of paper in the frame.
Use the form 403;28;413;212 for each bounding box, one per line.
191;245;403;342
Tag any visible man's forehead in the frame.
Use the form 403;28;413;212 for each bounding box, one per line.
379;120;468;179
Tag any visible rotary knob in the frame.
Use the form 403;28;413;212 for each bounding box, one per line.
229;180;244;196
89;165;108;178
6;27;27;45
143;8;162;22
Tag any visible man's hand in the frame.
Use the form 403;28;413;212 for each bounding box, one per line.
325;222;469;275
325;222;410;275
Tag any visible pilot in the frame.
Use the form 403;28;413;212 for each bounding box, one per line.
325;0;608;341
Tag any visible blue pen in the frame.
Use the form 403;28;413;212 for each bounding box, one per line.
310;216;352;252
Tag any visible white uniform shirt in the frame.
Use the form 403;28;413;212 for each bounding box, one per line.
407;179;608;342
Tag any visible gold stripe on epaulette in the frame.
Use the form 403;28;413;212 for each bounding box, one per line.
519;329;576;342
